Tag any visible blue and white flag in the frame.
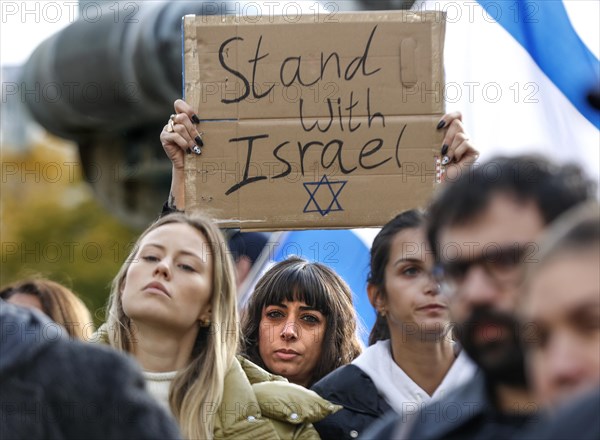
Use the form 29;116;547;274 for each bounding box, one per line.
413;0;599;181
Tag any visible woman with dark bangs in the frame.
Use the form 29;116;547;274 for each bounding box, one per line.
241;256;363;388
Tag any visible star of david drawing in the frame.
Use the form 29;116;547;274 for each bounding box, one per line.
303;175;347;216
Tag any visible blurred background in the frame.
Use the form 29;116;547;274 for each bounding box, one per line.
1;0;598;326
1;0;410;325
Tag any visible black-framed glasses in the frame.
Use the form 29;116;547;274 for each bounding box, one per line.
434;243;535;292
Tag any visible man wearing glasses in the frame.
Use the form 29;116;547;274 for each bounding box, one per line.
366;155;594;439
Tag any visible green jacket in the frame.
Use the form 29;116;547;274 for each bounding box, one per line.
216;356;339;439
93;326;339;439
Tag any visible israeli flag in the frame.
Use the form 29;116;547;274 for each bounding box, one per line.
413;0;599;182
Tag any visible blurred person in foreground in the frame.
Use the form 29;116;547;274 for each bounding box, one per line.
0;300;180;439
364;155;595;439
1;278;94;341
521;202;600;407
513;202;600;440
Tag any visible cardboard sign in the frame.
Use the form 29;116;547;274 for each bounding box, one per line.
183;11;446;230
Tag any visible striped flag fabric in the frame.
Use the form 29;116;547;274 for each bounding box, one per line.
413;0;599;182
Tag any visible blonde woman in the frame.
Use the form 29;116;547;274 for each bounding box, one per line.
1;278;94;340
98;213;338;439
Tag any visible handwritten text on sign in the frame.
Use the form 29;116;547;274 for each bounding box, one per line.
184;12;446;230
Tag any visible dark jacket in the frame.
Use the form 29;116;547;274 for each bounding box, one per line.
520;387;600;440
311;364;393;440
0;302;181;440
362;371;544;440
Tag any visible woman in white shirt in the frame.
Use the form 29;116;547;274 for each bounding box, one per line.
312;209;477;439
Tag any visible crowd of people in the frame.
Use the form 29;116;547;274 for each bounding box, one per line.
1;96;598;440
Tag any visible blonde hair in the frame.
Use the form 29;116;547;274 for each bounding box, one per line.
105;213;239;439
0;277;94;340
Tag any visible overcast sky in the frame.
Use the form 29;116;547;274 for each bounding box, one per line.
1;2;77;66
1;1;597;67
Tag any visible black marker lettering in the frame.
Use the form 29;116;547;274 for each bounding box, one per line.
344;26;382;80
225;134;269;195
219;37;250;104
322;139;358;174
359;138;391;169
249;36;275;99
273;141;292;179
395;125;407;168
300;98;333;132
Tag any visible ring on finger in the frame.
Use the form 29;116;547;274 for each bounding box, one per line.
166;119;175;133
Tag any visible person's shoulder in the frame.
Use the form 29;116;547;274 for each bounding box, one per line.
45;336;140;380
519;388;600;440
311;364;384;410
218;357;338;439
236;354;286;383
312;364;368;393
358;410;401;440
311;364;395;440
434;368;487;405
361;371;489;440
0;305;181;439
230;355;341;423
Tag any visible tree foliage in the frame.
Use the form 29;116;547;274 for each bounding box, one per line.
1;136;138;324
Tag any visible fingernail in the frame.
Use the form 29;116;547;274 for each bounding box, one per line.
191;114;200;124
195;135;204;147
192;145;202;155
441;144;449;156
436;120;446;130
186;148;192;155
441;155;450;166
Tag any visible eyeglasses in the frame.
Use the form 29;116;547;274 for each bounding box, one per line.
434;244;533;293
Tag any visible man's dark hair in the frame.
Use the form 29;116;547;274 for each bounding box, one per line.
427;155;596;260
228;232;269;264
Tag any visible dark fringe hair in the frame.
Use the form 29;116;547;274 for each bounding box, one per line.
240;256;362;387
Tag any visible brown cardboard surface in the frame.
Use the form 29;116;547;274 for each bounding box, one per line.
183;11;446;230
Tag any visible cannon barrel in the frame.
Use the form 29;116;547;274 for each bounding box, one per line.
21;1;214;140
